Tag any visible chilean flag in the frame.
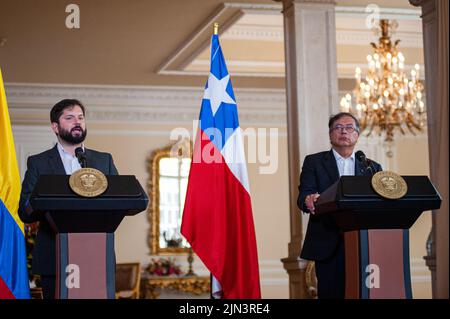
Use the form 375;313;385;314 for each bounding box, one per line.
181;33;261;299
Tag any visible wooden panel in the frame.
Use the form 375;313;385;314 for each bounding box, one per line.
344;230;360;298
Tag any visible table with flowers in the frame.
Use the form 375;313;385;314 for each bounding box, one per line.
140;257;210;299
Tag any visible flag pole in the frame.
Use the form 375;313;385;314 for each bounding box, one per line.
182;17;261;299
210;21;218;300
210;273;213;299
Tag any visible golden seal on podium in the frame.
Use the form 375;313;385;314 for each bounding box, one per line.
371;171;407;199
69;168;108;197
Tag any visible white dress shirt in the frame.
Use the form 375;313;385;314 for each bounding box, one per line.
57;142;83;175
332;149;355;177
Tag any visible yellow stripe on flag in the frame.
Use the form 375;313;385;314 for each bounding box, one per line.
0;68;24;234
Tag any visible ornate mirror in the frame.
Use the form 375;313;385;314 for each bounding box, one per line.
148;139;192;254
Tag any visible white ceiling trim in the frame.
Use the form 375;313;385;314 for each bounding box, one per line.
334;6;421;20
5;83;287;126
157;69;284;78
222;25;283;42
185;61;426;79
221;25;422;48
215;3;422;19
336;29;423;48
185;59;285;77
191;59;285;68
5;83;285;108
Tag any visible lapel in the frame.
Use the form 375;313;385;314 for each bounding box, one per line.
322;149;340;183
355;156;374;176
355;156;366;176
48;144;66;174
84;148;97;170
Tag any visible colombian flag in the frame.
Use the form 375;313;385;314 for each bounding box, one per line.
0;68;30;299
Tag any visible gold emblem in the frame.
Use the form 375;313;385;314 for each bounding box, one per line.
371;171;407;199
69;168;108;197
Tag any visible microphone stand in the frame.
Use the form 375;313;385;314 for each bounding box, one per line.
77;156;87;168
366;161;374;176
75;148;87;168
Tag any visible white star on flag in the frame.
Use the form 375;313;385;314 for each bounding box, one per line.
203;73;236;115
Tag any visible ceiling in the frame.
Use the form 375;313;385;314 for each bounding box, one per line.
181;5;423;79
0;0;423;89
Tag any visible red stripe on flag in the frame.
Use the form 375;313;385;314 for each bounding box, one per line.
182;130;261;298
0;276;15;299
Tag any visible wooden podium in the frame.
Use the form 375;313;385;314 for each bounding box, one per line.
30;175;148;299
315;175;441;299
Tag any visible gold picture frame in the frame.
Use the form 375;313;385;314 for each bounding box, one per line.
147;139;193;255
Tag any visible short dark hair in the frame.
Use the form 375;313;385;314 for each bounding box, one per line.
50;99;85;123
328;112;360;133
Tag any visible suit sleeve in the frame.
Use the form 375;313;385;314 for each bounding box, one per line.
18;157;41;223
108;154;119;175
297;155;318;214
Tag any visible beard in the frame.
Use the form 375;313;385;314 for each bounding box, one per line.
58;125;87;144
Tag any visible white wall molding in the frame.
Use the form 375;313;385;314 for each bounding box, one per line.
190;59;285;68
335;6;421;20
156;69;284;77
222;25;283;42
222;21;423;49
336;30;423;48
213;3;422;19
6;83;287;126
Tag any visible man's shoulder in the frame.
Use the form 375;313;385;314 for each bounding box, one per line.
28;146;57;162
85;148;112;159
305;150;331;161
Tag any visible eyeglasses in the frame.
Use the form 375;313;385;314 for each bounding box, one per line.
330;124;359;133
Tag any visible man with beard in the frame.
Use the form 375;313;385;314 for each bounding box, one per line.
18;99;118;299
298;112;382;299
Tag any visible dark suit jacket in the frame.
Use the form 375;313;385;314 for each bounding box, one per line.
18;144;119;275
298;149;382;261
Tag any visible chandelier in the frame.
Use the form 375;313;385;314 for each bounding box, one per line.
340;19;426;143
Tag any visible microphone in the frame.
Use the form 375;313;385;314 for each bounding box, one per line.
356;150;376;175
75;147;87;168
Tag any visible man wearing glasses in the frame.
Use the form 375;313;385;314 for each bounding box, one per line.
298;112;382;299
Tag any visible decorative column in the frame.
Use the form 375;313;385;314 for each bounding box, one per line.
275;0;339;298
409;0;449;299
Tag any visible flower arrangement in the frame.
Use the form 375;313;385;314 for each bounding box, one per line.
146;258;183;276
24;222;40;287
